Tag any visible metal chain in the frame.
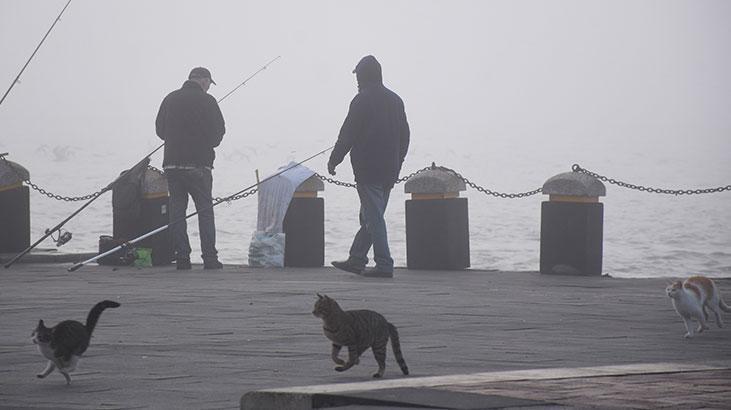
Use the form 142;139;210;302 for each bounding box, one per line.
314;166;432;189
572;164;731;195
315;164;541;199
438;165;543;198
314;173;356;188
0;155;106;202
214;187;258;203
395;166;432;184
148;165;257;204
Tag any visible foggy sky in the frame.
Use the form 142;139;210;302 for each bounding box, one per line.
1;0;730;185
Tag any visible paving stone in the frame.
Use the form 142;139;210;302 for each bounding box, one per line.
1;264;729;409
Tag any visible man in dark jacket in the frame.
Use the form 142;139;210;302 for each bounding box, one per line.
328;55;410;278
156;67;225;270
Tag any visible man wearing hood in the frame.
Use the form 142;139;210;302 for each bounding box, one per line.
328;55;410;278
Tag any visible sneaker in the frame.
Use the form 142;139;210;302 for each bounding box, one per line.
203;260;224;270
361;267;393;278
176;258;192;270
331;260;364;275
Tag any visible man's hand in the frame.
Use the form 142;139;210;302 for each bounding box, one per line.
327;161;336;176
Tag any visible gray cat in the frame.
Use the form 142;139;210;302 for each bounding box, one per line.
312;293;409;378
32;300;120;384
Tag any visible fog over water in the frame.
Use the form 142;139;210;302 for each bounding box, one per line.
1;1;729;277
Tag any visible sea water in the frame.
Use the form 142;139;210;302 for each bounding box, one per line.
5;139;730;279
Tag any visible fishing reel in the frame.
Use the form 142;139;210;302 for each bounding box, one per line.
45;228;72;247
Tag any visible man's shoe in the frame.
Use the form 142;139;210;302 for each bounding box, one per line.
331;260;364;275
204;260;224;270
361;267;393;278
176;259;192;270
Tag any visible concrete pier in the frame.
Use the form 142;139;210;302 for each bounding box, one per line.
0;262;729;409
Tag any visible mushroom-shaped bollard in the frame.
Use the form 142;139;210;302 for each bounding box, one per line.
0;158;31;253
283;175;325;267
404;165;470;270
109;166;173;266
540;170;606;275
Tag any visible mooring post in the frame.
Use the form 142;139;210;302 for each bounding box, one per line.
540;171;606;275
283;175;324;267
110;167;173;266
140;168;174;265
0;159;30;254
404;166;470;270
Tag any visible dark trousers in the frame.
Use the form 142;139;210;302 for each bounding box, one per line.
165;168;218;262
348;183;394;272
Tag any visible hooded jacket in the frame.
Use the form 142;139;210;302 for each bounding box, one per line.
329;56;410;187
156;80;225;168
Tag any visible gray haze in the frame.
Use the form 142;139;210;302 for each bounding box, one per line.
2;1;730;169
1;1;729;275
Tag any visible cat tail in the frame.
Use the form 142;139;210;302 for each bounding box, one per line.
719;296;731;313
387;323;409;375
85;300;121;335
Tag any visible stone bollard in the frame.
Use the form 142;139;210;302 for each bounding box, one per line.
0;159;30;253
540;170;606;275
283;175;324;267
404;166;470;270
111;167;173;266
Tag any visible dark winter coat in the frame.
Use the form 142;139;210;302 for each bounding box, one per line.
156;80;225;168
328;56;410;187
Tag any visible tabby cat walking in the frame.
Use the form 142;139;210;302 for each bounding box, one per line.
31;300;120;384
666;275;730;338
312;294;409;378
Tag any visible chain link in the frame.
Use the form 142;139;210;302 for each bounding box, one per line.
214;187;258;203
438;165;543;198
148;164;257;204
572;164;731;195
315;164;542;199
314;166;432;189
314;173;357;188
0;155;107;202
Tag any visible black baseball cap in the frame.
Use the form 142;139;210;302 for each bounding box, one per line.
189;67;216;85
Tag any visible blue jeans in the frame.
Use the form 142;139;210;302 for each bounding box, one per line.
348;183;394;272
165;168;218;262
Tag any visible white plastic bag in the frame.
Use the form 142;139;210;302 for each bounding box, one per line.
247;231;285;267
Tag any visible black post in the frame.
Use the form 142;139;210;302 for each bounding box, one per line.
404;167;470;270
539;171;606;276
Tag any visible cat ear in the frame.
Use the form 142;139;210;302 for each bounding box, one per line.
37;319;44;327
317;293;323;299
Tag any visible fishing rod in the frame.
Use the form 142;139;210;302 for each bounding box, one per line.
217;55;280;104
3;145;160;269
0;0;73;107
68;145;335;272
4;56;281;268
138;56;283;157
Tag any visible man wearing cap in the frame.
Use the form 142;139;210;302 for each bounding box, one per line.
328;55;410;278
156;67;225;270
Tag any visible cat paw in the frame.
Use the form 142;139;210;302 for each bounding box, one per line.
684;333;693;339
334;366;346;372
36;374;45;379
372;373;383;378
333;358;345;366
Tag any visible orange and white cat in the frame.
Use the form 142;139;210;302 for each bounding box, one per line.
666;275;730;338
